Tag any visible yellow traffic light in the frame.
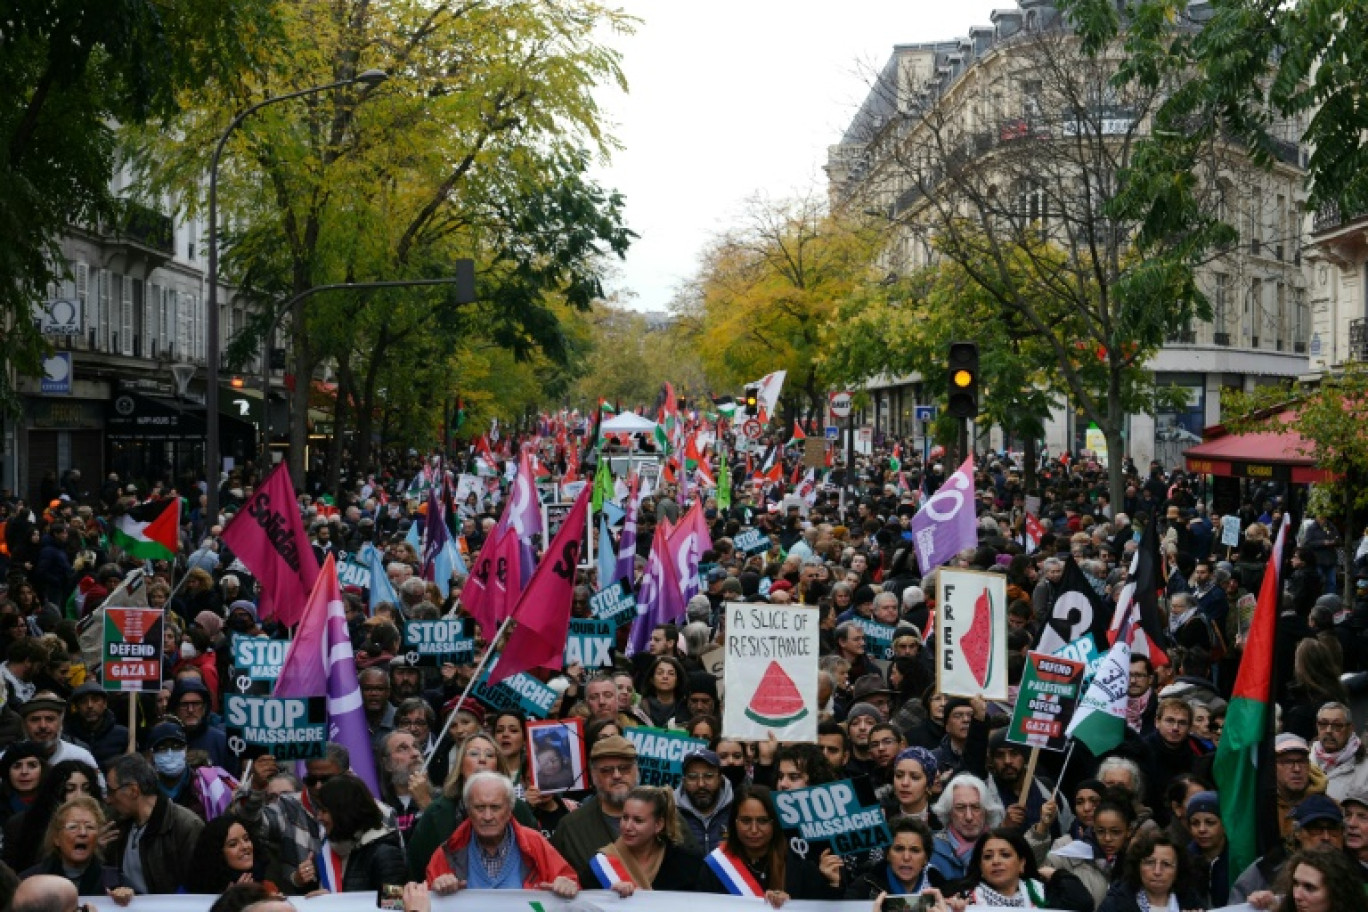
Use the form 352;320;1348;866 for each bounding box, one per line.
952;369;973;388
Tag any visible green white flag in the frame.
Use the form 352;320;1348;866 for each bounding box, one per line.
1064;608;1133;755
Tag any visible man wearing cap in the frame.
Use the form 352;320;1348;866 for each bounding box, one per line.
1232;793;1345;903
675;748;733;853
143;719;203;817
848;674;895;721
105;752;203;893
167;677;231;768
1311;701;1368;802
66;680;129;768
550;735;645;884
1341;788;1368;878
1274;733;1329;845
3;690;101;774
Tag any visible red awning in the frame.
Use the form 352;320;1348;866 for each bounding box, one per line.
1183;409;1331;484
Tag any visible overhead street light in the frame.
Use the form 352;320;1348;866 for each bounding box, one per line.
205;69;388;524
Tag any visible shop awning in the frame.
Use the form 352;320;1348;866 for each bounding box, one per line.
1183;408;1332;484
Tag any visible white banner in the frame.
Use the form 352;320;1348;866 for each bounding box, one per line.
78;890;1200;912
936;569;1009;700
721;601;819;742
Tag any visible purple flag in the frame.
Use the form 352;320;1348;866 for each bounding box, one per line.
273;555;381;796
612;474;641;587
628;520;682;655
669;500;712;604
506;448;543;540
420;480;449;586
909;455;977;574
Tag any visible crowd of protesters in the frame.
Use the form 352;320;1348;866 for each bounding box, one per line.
0;435;1364;912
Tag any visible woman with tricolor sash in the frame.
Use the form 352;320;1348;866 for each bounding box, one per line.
589;786;703;895
695;785;844;907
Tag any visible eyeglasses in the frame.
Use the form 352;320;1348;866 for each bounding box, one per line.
178;699;206;710
1128;672;1151;681
684;772;719;783
399;717;430;729
594;763;635;778
304;774;337;787
1276;756;1309;767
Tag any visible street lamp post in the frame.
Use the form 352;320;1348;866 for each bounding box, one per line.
205;68;387;525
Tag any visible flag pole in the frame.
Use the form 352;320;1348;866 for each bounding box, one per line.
420;612;517;774
1049;740;1078;805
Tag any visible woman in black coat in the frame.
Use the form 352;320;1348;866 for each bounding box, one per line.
185;813;286;894
302;774;407;894
848;816;947;899
1098;831;1204;912
592;786;704;894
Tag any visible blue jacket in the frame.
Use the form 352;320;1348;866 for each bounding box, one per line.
930;830;972;883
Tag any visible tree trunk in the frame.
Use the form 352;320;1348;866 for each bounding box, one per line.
1023;435;1039;493
288;295;314;495
326;361;354;500
1106;368;1127;515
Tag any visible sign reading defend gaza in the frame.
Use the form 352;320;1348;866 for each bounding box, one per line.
722;601;819;742
103;607;165;693
936;569;1008;701
1007;651;1085;753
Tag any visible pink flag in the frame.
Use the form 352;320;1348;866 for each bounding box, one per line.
487;485;590;685
221;463;319;626
459;534;495;632
627;519;683;656
273;555;380;795
668;500;712;605
505;448;543;540
486;525;522;628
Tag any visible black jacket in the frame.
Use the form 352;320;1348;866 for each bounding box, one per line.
65;709;130;769
340;829;407;893
1097;879;1205;912
847;858;946;899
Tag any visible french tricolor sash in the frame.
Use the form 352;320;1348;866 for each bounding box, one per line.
316;841;346;893
705;846;764;897
590;852;633;889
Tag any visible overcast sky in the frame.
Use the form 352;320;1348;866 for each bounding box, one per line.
590;1;1006;313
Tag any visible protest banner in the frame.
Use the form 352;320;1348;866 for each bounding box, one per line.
472;656;558;719
564;618;615;668
527;718;587;793
936;569;1008;700
79;889;1100;911
722;602;819;741
589;578;637;628
623;726;707;787
224;695;328;761
1221;515;1241;549
102;607;164;693
336;557;370;590
774;778;891;857
402;618;476;667
1007;652;1086;752
848;616;896;661
232;636;287;683
734;529;772;556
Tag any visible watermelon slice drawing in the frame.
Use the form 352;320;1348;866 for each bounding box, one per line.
745;661;809;727
961;587;995;688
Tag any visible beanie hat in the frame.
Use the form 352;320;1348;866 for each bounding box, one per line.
846;701;887;726
1186;790;1220;819
227;600;259;625
194;610;223;639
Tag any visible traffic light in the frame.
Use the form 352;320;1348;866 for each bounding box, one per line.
743;385;759;412
947;341;979;418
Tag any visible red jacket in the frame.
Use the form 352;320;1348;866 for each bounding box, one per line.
426;818;577;889
170;651;221;710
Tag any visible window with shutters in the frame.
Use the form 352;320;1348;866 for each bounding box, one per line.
159;286;171;357
120;275;134;355
146;283;159;357
74;262;89;350
177;291;190;359
131;278;144;356
97;270;110;352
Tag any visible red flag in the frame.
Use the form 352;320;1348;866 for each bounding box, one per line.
485;525;523;628
790;460;803;485
791;420;806;441
220;463;320;626
488;485;591;685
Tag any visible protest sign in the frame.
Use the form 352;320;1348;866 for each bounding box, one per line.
803;437;827;469
589;578;637;628
1007;652;1086;752
734;529;772;556
527;718;587;793
1221;515;1241;548
564;618;615;668
1052;634;1105;684
848;616;896;661
336;558;371;590
774;778;891;857
102;608;164;693
473;656;557;718
402;618;476;667
936;569;1008;700
225;695;327;761
229;636;288;694
623;726;707;788
722;602;819;741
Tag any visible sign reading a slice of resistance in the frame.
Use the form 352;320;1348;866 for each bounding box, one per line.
774;778;891;856
225;695;327;761
401;618;476;667
103;608;165;693
722;602;818;742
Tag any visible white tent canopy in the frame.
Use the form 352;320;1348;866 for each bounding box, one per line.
601;412;658;434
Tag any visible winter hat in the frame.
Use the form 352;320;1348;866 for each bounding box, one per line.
227;600;259;626
194;610;223;639
846;702;887;726
1186;790;1220;819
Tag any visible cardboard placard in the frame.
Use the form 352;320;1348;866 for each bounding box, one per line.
936;569;1009;700
1007;651;1086;752
774;778;891;857
564;618;615;668
721;602;819;742
102;607;164;693
224;695;328;761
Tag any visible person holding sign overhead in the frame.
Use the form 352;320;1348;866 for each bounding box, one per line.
695;785;844;907
590;786;703;894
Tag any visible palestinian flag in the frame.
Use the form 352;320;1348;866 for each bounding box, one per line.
1216;516;1287;883
786;420;806;447
111;498;179;560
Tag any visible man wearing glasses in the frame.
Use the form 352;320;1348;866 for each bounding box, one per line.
105;753;203;894
676;748;733;852
168;677;231;769
550;735;643;883
1311;701;1368;802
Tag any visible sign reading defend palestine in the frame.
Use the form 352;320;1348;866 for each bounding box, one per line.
225;695;328;761
774;778;891;857
623;726;708;788
722;601;819;742
102;607;165;693
1007;651;1086;753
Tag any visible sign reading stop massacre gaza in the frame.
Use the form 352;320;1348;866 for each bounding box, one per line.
225;694;328;761
775;779;891;856
103;608;165;693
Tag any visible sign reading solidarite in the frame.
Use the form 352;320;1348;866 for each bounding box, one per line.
1007;651;1086;752
722;602;819;742
589;578;637;628
402;618;476;667
936;569;1008;701
623;726;708;788
775;778;891;856
102;608;164;692
225;695;328;761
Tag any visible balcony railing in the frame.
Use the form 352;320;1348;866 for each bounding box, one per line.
115;199;174;255
1313;201;1368;234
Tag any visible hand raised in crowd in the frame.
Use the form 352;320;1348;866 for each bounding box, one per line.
1034;798;1059;835
818;849;843;888
1003;802;1028;829
292;857;318;888
758;730;780;765
431;873;465;895
409;769;433;809
969;695;988;721
250;754;279;790
1247;890;1278;910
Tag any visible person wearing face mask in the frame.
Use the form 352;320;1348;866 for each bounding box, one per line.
170;628;220;710
144;720;203;818
166;677;231;769
226;600;264;638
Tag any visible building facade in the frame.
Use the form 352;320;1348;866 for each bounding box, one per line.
827;0;1309;470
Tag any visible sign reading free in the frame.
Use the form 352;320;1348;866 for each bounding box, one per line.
774;778;891;856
